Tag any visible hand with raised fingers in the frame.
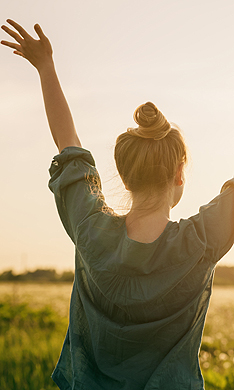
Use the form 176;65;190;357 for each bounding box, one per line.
1;19;53;73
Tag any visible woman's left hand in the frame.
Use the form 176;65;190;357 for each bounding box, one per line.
1;19;53;72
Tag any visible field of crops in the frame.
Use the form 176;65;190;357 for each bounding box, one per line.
0;282;234;390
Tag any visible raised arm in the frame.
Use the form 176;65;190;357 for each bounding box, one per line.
1;19;81;152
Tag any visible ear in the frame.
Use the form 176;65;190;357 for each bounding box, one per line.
175;163;184;186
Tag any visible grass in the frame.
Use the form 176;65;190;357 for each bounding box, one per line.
0;283;234;390
200;302;234;390
0;297;68;390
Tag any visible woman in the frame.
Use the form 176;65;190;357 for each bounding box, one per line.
2;20;234;390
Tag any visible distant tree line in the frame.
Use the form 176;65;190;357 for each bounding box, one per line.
0;269;74;282
0;266;234;284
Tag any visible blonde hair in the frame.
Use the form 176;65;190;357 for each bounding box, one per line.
114;102;187;197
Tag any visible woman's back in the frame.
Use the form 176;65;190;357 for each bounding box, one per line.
48;146;234;390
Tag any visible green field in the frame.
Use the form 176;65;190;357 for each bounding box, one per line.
0;283;234;390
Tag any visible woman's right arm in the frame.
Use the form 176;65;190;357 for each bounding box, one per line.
38;58;81;152
1;19;81;152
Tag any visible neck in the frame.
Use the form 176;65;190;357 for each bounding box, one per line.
125;191;173;243
128;190;173;221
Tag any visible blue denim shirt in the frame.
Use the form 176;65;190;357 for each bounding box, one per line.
49;146;234;390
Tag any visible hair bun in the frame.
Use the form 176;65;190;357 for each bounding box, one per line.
134;102;158;128
128;102;171;140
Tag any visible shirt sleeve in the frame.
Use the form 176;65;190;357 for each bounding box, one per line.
48;146;107;244
188;178;234;263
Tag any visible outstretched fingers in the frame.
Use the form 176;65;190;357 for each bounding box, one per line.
1;25;24;44
1;20;53;69
6;19;31;40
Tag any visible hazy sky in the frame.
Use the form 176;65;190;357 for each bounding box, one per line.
1;0;234;273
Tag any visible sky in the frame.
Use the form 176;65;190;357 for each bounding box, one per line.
0;0;234;273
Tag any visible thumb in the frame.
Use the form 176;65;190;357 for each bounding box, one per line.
34;24;46;39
